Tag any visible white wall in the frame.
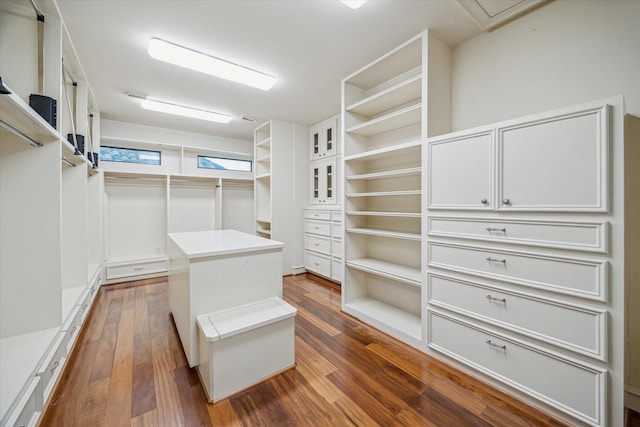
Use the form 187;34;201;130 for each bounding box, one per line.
451;0;640;131
101;119;253;154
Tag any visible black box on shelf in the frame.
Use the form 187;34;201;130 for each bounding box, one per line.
29;94;57;128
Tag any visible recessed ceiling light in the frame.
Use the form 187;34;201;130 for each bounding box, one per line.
340;0;368;9
127;93;231;124
148;38;276;91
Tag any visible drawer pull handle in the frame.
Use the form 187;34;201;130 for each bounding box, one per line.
486;257;506;263
50;361;60;373
70;326;78;333
486;294;506;303
502;198;511;205
480;198;488;205
314;243;320;246
485;227;506;233
486;339;507;350
134;267;144;271
314;262;320;266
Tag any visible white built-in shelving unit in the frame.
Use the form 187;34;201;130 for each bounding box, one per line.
341;30;451;349
0;1;102;425
254;119;309;275
101;144;255;283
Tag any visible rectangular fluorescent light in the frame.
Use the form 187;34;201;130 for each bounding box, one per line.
129;94;231;124
341;0;368;9
148;38;276;91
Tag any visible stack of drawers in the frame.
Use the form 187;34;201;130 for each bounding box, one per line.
304;209;342;283
423;97;637;426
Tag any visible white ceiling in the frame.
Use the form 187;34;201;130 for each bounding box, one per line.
54;0;486;141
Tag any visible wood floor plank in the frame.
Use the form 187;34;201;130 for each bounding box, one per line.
208;398;242;427
130;408;159;427
103;287;136;427
40;274;580;427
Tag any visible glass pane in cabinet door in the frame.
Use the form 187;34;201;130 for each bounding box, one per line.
314;168;319;198
326;127;333;151
327;165;333;198
314;132;319;155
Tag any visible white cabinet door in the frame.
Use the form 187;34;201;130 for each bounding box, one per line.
310;158;338;205
497;106;609;212
310;118;338;161
428;130;494;210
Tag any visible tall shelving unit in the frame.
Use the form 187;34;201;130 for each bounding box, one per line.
254;119;309;275
0;1;102;424
341;30;450;349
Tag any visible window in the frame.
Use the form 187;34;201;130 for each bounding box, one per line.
100;146;161;165
197;156;252;172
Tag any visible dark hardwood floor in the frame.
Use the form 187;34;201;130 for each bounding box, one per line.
40;273;582;426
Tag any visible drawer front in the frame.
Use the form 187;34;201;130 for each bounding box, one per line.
305;251;331;278
106;259;168;279
428;310;606;426
427;274;606;360
305;234;331;255
428;217;608;253
427;242;607;301
332;238;343;259
4;376;41;427
331;211;342;222
62;303;87;354
331;258;343;282
36;333;67;401
332;222;343;237
304;220;331;237
305;210;332;221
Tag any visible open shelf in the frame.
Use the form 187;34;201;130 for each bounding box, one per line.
347;257;421;286
346;190;421;198
346;227;420;241
343;297;421;342
256;137;271;147
346;210;421;218
344;139;421;162
347;167;421;181
346;103;421;137
346;72;421;117
255;173;272;180
0;85;62;146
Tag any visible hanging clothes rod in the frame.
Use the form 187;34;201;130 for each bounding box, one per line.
61;157;76;167
0;120;43;148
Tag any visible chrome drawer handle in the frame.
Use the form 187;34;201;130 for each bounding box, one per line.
314;243;320;246
134;267;144;271
314;262;320;266
502;198;511;205
486;339;506;350
486;257;506;264
486;294;506;303
50;361;60;373
485;227;506;233
480;198;489;205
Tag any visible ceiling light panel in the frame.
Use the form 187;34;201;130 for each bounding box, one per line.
129;94;231;124
340;0;368;9
148;38;276;91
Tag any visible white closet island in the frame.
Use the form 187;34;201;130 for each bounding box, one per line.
167;230;284;367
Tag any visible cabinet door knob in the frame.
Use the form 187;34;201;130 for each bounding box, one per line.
480;198;488;205
502;198;511;205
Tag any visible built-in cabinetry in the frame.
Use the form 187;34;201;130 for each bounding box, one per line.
103;170;253;283
425;96;638;427
304;209;343;283
341;30;451;348
309;116;339;205
0;2;103;425
254;120;309;275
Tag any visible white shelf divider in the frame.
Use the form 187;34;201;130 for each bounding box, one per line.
347;257;421;286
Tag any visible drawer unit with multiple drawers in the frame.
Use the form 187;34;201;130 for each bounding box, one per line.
304;209;342;283
424;97;639;426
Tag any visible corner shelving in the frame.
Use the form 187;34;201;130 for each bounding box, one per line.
341;29;451;350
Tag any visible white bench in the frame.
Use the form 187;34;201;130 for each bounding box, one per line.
196;297;297;402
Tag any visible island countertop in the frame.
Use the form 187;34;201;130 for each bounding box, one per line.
167;229;284;259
